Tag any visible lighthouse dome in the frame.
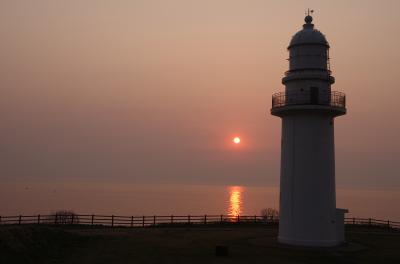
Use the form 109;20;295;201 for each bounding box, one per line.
288;15;329;48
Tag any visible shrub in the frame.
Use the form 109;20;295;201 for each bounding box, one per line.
48;210;79;224
260;208;279;221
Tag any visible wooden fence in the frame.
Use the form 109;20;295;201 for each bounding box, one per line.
345;217;400;229
0;214;275;227
0;214;399;230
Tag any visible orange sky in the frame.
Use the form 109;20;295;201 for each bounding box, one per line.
0;0;399;190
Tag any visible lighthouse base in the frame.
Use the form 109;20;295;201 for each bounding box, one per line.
278;208;348;248
278;237;344;247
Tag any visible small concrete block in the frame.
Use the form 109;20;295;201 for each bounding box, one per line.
215;245;229;257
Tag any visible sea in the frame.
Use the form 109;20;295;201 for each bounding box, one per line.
1;183;399;221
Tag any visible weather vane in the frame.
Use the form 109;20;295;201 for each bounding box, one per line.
305;8;314;16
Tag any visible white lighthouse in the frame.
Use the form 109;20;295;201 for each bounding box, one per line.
271;13;347;247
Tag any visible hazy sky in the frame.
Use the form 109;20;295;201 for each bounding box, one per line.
1;0;399;190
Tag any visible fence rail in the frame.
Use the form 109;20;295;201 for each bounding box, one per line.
345;217;400;229
0;215;399;230
0;214;277;227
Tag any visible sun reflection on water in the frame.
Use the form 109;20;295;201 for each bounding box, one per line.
228;186;243;216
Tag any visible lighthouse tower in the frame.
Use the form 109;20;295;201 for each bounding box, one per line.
271;13;347;247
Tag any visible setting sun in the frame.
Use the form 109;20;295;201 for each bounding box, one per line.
233;137;241;144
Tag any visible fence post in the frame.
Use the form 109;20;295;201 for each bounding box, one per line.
237;215;240;223
153;215;156;226
204;214;207;225
254;215;257;223
91;215;94;226
387;220;390;229
353;217;355;225
111;215;114;227
0;215;2;225
142;216;145;227
171;215;173;224
188;215;190;224
220;214;223;223
71;214;74;225
369;218;371;226
55;214;58;225
37;214;41;224
19;215;22;225
131;216;134;227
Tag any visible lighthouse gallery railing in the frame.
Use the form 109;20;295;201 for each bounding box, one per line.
272;91;345;109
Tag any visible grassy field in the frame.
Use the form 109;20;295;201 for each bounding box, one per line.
0;224;399;264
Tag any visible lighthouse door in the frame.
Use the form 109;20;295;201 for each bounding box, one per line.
310;87;319;104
